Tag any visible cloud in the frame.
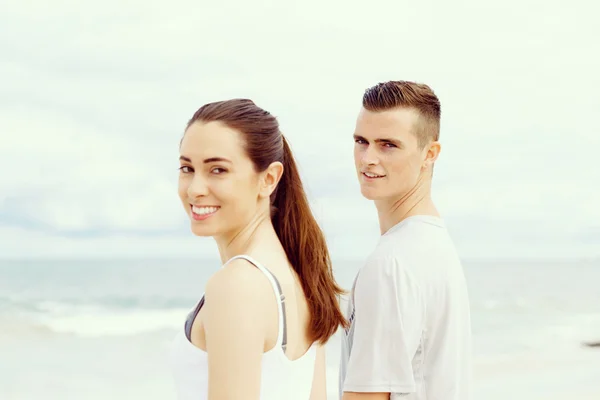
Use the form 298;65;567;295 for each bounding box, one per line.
0;225;215;259
1;0;599;260
0;105;184;234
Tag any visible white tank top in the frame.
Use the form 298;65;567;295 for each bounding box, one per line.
169;255;317;400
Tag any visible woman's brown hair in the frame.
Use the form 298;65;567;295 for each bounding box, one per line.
186;99;347;343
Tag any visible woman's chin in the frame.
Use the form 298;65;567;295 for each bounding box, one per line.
190;224;217;237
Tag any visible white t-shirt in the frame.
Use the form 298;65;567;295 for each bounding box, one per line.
339;215;472;400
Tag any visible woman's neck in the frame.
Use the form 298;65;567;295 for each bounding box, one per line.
215;212;277;264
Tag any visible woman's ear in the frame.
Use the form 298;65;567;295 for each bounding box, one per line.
259;161;284;198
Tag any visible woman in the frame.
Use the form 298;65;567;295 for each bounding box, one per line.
170;99;348;400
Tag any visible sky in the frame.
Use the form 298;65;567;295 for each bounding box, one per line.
1;0;598;261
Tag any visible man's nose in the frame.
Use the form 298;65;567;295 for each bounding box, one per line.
361;145;379;166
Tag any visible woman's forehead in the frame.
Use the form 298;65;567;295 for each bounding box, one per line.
180;121;246;162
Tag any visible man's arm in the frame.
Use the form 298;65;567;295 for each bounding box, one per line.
342;392;389;400
341;256;423;397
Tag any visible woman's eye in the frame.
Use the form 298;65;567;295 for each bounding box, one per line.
179;166;193;173
211;167;227;175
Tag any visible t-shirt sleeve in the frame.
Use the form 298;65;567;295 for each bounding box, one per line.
342;256;424;394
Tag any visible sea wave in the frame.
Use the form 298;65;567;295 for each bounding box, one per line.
0;297;191;337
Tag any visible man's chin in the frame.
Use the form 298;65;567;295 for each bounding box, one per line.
360;186;382;201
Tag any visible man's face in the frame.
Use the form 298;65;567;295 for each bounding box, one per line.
353;107;435;201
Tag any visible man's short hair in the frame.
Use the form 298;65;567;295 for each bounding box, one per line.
362;80;441;148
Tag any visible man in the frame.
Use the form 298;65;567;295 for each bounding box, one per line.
339;81;472;400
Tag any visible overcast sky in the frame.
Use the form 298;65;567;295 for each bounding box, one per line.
1;0;598;261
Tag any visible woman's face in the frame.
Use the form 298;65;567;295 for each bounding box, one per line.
178;121;262;238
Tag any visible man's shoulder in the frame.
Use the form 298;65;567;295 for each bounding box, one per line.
367;220;462;277
360;247;410;281
384;215;456;251
383;215;447;242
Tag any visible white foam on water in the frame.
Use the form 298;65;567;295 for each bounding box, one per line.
39;303;189;337
1;299;191;337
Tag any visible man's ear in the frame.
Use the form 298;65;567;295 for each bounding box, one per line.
422;141;441;170
259;161;284;198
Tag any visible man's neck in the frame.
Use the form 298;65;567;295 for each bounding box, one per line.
375;181;439;235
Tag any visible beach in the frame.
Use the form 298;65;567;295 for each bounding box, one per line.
1;258;599;399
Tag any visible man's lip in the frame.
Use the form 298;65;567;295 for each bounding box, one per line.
362;172;385;177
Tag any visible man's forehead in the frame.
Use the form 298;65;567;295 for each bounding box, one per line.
355;107;419;137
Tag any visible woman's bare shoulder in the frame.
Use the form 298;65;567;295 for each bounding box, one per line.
204;258;274;311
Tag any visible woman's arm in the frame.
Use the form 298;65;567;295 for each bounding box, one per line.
203;260;273;400
309;344;328;400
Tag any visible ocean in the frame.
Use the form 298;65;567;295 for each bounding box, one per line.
1;258;599;399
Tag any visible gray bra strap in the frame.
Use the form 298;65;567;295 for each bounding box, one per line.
183;259;287;351
263;266;287;351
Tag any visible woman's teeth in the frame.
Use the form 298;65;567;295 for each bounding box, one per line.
192;206;219;215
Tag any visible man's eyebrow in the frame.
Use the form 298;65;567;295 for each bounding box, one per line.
352;135;404;147
375;138;404;147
